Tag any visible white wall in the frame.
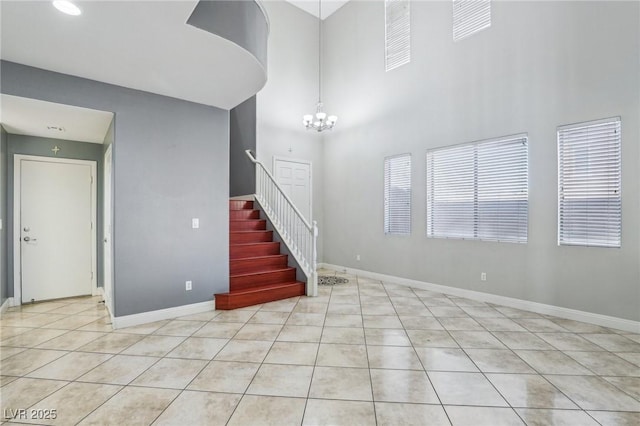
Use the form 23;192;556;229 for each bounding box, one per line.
257;1;326;259
320;1;640;321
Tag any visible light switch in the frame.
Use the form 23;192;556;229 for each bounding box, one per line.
192;218;199;229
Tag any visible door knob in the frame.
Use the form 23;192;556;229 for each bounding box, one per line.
23;236;37;242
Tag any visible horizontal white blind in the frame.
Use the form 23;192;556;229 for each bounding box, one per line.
384;154;411;235
558;118;621;248
453;0;491;42
385;0;410;71
427;134;528;243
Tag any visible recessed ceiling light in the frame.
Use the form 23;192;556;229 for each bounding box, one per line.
52;1;81;16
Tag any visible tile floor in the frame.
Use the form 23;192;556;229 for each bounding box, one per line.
1;270;639;425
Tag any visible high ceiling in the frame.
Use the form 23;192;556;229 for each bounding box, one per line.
0;1;266;109
285;0;350;19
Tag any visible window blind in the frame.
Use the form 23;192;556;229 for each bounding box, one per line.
385;0;410;71
453;0;491;42
426;134;528;243
384;154;411;235
558;117;621;248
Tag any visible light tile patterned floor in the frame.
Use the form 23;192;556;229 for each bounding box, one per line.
1;270;639;425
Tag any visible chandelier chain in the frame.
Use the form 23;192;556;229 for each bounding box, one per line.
302;0;337;132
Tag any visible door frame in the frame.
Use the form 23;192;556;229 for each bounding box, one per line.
13;154;98;304
272;156;313;222
102;144;114;316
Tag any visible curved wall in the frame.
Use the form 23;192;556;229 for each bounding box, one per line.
188;0;269;71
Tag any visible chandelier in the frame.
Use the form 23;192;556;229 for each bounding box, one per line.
303;0;337;132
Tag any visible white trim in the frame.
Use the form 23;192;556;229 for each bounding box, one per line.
0;297;12;314
111;300;216;329
230;195;255;201
92;286;115;324
103;144;114;316
319;263;640;334
272;156;313;223
13;155;98;305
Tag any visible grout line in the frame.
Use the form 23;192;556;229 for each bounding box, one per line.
3;276;640;425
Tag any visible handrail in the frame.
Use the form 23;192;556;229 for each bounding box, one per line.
245;150;312;231
245;149;318;297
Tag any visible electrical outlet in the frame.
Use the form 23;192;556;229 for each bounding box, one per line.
480;272;487;281
185;280;192;291
356;254;361;261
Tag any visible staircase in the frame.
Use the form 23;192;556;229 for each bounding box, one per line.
214;200;306;310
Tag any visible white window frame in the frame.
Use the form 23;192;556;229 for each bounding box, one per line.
384;153;412;235
558;117;622;248
426;134;529;243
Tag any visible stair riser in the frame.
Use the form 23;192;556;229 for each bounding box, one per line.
230;243;280;259
230;231;273;244
229;200;254;210
230;210;260;220
231;269;297;291
230;220;266;231
230;255;288;275
215;284;306;310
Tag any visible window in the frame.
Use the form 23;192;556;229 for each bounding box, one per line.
558;117;621;248
426;134;528;243
385;0;410;71
453;0;491;42
384;154;411;235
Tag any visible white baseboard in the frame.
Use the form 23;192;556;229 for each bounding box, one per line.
111;300;216;329
319;263;640;334
0;297;12;314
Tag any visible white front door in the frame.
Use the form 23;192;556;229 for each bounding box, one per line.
274;158;312;222
20;158;95;303
103;145;113;314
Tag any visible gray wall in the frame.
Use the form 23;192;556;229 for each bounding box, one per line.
230;96;256;197
6;135;105;297
0;126;7;306
321;1;640;321
256;1;325;259
1;61;230;317
187;0;269;70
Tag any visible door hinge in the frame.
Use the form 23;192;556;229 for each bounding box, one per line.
90;176;94;184
91;272;94;280
91;222;94;230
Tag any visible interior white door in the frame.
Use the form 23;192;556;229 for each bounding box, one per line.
103;145;113;313
274;158;312;221
21;159;94;303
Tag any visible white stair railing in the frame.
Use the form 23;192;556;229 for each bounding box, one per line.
245;150;318;296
